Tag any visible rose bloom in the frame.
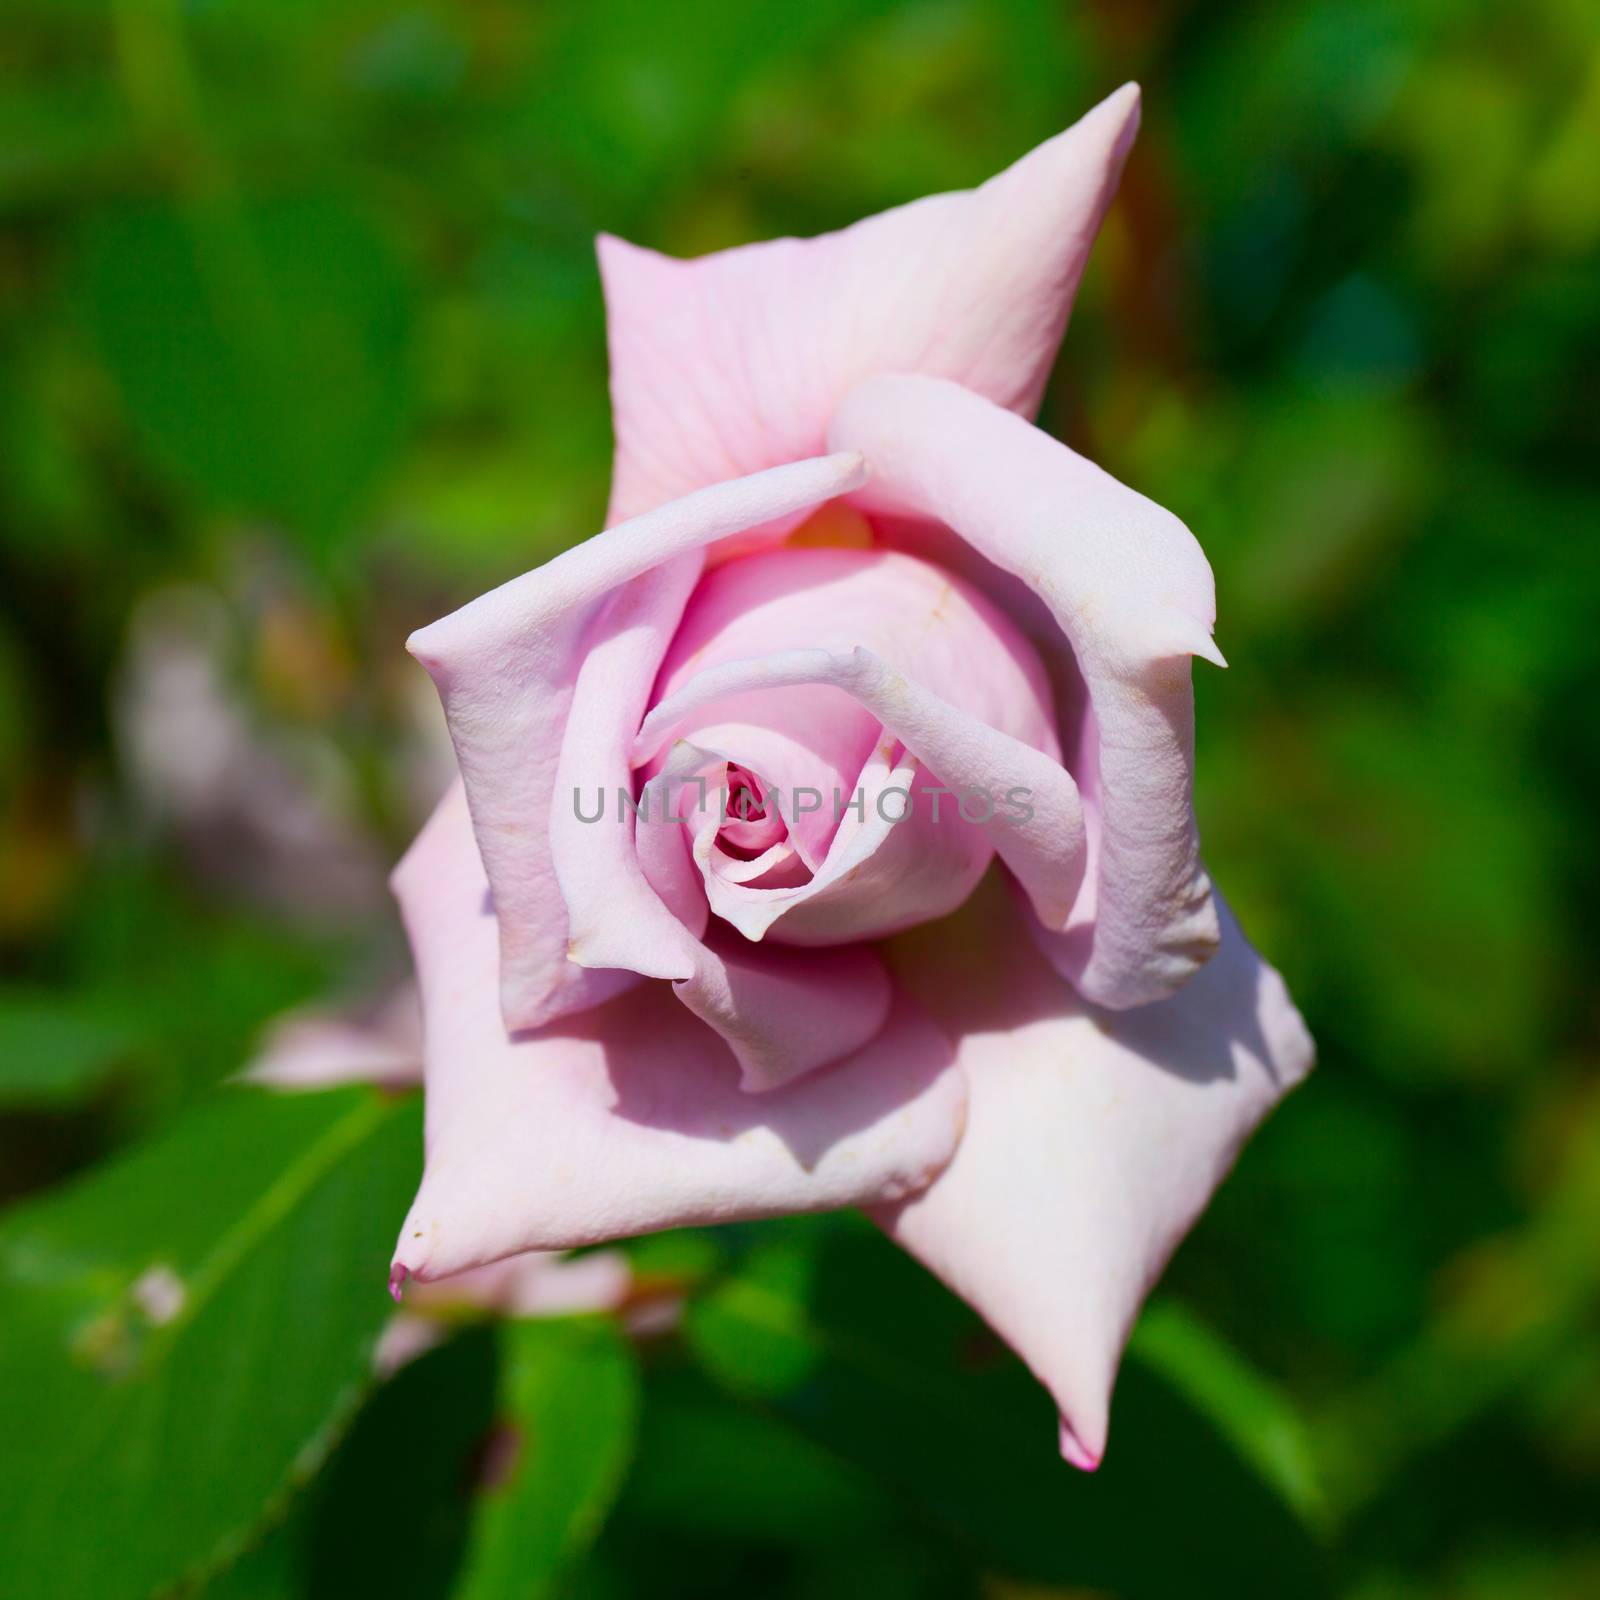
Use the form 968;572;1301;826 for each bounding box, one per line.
388;85;1312;1470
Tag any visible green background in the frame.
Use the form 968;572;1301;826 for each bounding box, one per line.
2;1;1598;1595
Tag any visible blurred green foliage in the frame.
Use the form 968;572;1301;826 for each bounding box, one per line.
1;0;1597;1596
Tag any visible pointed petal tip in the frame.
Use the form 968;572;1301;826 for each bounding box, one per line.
388;1262;409;1304
1081;80;1142;156
1058;1415;1103;1473
566;930;695;984
1155;614;1226;668
404;623;448;678
836;449;870;491
732;1056;805;1096
801;449;872;503
596;229;670;279
1116;611;1226;670
1009;80;1143;193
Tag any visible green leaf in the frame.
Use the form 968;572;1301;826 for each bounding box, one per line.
76;195;413;547
196;1326;503;1600
618;1364;892;1547
452;1315;640;1600
299;1325;502;1600
54;857;349;1111
191;1516;302;1600
0;1085;422;1600
685;1224;1332;1599
0;988;142;1107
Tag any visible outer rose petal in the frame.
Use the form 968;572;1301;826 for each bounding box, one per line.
600;85;1141;522
830;374;1222;1009
389;778;967;1279
875;875;1313;1466
406;451;866;1033
675;934;894;1095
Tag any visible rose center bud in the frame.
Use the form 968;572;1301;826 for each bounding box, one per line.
718;764;784;858
636;536;1059;946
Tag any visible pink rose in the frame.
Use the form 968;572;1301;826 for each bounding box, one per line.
388;85;1313;1469
246;986;425;1092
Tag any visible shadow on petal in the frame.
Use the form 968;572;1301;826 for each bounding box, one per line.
530;981;956;1174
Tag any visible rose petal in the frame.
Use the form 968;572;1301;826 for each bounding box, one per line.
407;452;867;1032
830;374;1222;1008
600;85;1141;521
630;544;1068;946
388;791;968;1276
657;710;873;870
245;987;422;1090
647;547;1059;870
689;737;959;946
550;584;894;1084
631;746;713;944
874;875;1313;1464
637;646;1086;936
657;547;1058;754
675;929;894;1095
627;736;894;1090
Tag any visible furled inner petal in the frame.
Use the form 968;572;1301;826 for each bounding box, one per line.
829;375;1222;1009
655;546;1059;752
559;678;895;1090
658;708;872;870
636;647;1086;941
720;764;784;857
405;451;868;1034
632;544;1067;945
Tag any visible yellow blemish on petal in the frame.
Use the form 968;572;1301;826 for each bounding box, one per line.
787;500;874;551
